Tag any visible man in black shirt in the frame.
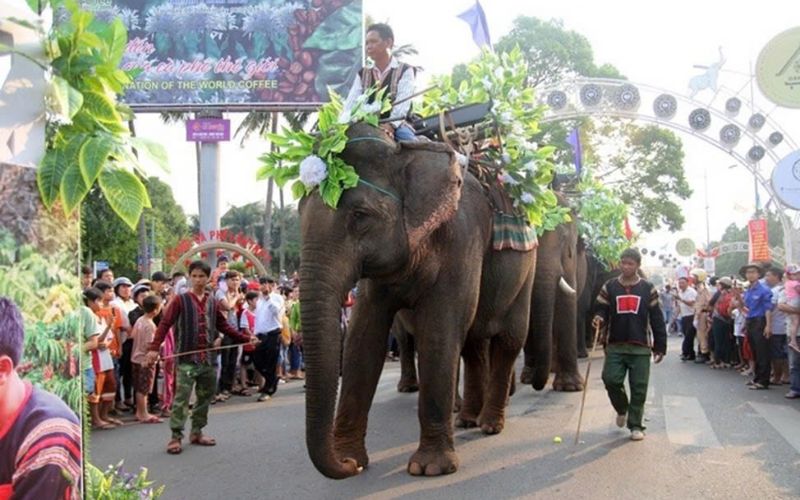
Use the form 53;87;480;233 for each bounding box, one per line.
593;248;667;441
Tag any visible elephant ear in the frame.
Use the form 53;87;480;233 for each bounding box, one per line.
400;142;463;253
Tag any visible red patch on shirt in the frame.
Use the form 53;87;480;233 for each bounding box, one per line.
616;295;641;314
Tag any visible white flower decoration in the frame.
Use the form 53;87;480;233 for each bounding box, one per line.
337;109;352;124
520;192;535;204
501;152;511;165
501;173;519;185
299;155;328;188
482;76;492;91
507;88;520;101
362;102;382;114
524;160;537;171
494;67;504;80
500;110;513;124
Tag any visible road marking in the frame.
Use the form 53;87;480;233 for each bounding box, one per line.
749;402;800;454
663;395;721;448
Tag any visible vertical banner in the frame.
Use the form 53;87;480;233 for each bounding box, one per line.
748;219;771;262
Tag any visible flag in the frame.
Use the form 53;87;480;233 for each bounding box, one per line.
623;216;633;241
566;127;583;175
457;1;492;50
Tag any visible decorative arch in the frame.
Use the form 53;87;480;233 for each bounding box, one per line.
538;77;798;261
170;241;269;277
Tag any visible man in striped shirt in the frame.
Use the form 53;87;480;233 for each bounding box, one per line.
0;297;81;500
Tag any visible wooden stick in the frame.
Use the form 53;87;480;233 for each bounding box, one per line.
160;342;244;361
575;323;603;445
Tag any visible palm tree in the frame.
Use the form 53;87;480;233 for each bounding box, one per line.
221;202;263;240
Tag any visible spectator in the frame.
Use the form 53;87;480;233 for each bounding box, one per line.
84;285;122;427
131;295;163;424
287;286;304;380
210;255;229;290
731;282;751;374
81;288;108;429
0;297;82;500
660;285;676;335
172;271;188;296
93;280;126;410
81;265;93;289
675;277;698;361
128;283;153;330
691;270;712;364
95;267;114;285
216;270;243;402
151;271;170;302
780;264;800;398
765;267;789;386
145;260;255;455
238;291;262;393
710;277;735;368
113;277;137;411
740;263;774;390
253;276;285;402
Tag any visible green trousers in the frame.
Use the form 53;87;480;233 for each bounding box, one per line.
601;346;651;431
170;363;216;440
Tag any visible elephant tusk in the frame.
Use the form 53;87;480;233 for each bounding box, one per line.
559;276;576;296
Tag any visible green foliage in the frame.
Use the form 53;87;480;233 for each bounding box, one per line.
0;229;82;415
594;123;691;232
575;172;630;269
85;462;165;500
420;47;569;231
32;0;168;229
256;87;390;209
713;211;786;277
81;177;190;279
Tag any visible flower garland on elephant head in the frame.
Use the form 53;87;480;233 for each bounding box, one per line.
256;86;391;208
418;46;570;233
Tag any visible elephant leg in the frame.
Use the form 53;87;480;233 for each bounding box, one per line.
479;333;522;434
455;337;488;428
333;298;393;469
552;285;583;392
395;327;418;393
407;325;462;477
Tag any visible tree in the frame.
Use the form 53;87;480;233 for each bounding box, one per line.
485;16;690;232
82;176;190;279
221;202;264;240
711;211;785;278
594;123;691;232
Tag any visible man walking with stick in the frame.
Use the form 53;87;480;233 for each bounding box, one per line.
592;248;667;441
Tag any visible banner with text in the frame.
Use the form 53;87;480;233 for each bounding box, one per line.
81;0;363;110
747;219;771;262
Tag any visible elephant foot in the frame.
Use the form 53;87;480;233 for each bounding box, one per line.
454;413;479;428
397;378;419;393
407;448;459;476
478;415;505;435
334;439;369;469
552;371;584;392
520;365;534;385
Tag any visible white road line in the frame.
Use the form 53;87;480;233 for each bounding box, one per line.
749;402;800;454
663;395;721;448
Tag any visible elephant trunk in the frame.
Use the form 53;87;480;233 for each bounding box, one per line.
528;271;559;390
300;252;359;479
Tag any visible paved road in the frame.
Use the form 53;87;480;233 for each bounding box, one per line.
91;340;800;499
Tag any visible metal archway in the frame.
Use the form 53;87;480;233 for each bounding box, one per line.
170;241;269;277
539;77;798;262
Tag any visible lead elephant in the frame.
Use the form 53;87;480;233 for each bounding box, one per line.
521;196;584;392
299;123;536;479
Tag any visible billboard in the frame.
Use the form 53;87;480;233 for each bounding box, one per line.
81;0;363;110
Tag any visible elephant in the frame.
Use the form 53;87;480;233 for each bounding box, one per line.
520;196;585;392
299;123;536;479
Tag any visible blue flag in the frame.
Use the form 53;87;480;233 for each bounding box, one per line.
457;1;492;50
566;127;583;175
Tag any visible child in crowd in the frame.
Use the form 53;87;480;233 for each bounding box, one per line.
131;295;164;424
84;287;121;428
238;291;262;393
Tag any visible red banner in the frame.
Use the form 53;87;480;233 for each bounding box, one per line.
748;219;771;262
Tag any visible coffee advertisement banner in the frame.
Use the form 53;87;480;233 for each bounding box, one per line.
79;0;363;110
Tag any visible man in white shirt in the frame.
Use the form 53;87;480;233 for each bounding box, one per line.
342;23;418;142
676;277;698;361
252;277;285;402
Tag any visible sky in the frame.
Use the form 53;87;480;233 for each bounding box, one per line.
127;0;800;266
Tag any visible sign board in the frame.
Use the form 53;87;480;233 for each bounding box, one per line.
186;118;230;142
676;238;696;257
756;26;800;108
93;260;110;277
79;0;364;110
748;219;771;262
771;149;800;210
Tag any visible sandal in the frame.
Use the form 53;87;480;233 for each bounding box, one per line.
106;417;124;426
138;416;164;424
190;433;216;446
167;439;182;455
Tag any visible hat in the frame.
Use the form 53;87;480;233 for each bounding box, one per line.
785;263;800;276
718;276;733;288
151;271;169;282
112;277;133;288
689;268;707;283
218;255;229;263
739;262;765;279
132;283;151;297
